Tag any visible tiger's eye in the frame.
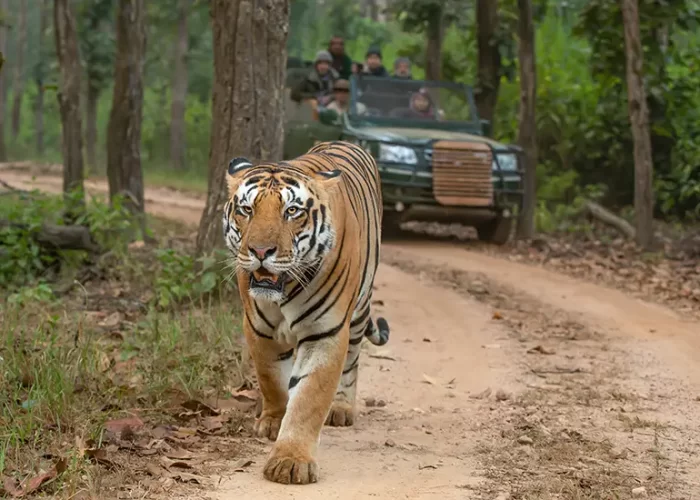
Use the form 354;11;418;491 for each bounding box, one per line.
286;206;298;216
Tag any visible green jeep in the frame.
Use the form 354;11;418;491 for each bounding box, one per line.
283;73;524;244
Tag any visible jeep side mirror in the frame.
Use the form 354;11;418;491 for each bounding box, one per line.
480;119;492;137
319;108;340;126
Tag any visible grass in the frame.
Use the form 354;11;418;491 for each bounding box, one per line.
87;165;209;195
142;165;209;195
0;299;247;497
0;192;248;497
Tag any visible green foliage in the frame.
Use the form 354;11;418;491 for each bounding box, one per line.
535;182;607;234
76;194;135;249
655;40;700;219
0;192;137;291
78;0;115;92
7;0;700;226
0;192;63;288
287;0;396;62
7;283;55;307
392;0;459;34
0;297;245;491
154;248;233;309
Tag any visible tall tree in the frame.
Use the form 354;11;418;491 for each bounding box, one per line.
196;0;290;254
79;0;115;171
474;0;501;128
170;0;189;171
424;3;444;81
34;0;51;156
515;0;537;239
0;0;8;161
54;0;85;217
11;0;28;141
107;0;147;233
620;0;654;249
392;0;457;81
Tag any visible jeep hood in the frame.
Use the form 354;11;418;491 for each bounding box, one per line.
353;126;507;149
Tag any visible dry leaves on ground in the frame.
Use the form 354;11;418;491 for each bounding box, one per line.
1;459;67;498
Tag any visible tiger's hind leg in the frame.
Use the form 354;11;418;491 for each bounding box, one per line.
326;307;390;427
324;307;369;427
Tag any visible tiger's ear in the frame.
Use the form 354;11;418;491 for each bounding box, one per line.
228;157;253;176
314;169;342;189
227;157;253;196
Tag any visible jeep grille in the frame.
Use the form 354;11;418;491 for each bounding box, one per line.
431;141;493;206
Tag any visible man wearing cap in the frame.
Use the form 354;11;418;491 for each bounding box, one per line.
393;57;413;79
363;46;390;77
325;79;367;117
328;36;353;80
291;50;339;103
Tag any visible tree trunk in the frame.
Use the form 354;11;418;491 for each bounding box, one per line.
107;0;147;234
196;0;290;255
475;0;501;128
86;84;99;170
620;0;654;250
35;0;50;156
11;0;28;141
35;80;45;155
54;0;85;217
366;0;378;22
424;5;445;81
515;0;537;239
0;0;8;161
170;0;189;171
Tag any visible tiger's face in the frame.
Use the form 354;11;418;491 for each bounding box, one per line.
223;157;342;303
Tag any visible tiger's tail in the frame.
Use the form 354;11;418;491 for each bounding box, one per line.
365;316;390;346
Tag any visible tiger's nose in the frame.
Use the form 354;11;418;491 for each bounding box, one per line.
249;245;277;261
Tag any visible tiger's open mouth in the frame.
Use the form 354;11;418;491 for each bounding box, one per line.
250;269;289;293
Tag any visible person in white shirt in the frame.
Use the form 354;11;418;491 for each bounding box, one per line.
325;79;367;116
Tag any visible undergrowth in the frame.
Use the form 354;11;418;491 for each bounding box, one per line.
0;192;245;497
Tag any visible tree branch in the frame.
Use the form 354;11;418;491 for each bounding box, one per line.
0;220;101;253
582;200;636;240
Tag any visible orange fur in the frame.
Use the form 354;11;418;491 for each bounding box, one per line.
223;141;388;484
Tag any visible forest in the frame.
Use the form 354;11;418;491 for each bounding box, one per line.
0;0;698;220
0;0;699;498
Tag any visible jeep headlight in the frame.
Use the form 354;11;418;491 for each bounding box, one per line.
493;153;517;171
379;144;418;165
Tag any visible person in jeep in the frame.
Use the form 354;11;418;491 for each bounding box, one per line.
291;50;339;103
390;87;436;120
363;47;390;77
325;79;367;116
393;57;413;79
328;36;352;79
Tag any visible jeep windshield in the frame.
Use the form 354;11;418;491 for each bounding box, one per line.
347;75;481;132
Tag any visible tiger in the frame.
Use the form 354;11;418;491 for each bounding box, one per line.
222;140;390;485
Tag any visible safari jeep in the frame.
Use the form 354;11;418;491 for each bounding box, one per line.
283;73;524;244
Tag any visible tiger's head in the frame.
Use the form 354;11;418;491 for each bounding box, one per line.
222;157;342;303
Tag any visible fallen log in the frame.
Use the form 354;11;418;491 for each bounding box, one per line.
0;220;101;253
582;200;636;240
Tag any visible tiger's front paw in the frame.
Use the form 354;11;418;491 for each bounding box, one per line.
254;412;284;441
325;401;354;427
263;445;319;484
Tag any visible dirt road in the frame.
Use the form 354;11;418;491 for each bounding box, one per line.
3;168;699;499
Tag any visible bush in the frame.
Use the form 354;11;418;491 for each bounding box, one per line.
154;248;234;309
0;191;135;291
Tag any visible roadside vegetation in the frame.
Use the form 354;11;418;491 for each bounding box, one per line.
0;190;255;497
